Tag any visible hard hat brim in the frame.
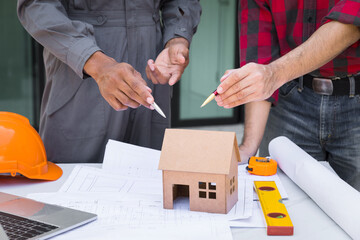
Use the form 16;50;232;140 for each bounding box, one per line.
29;162;63;181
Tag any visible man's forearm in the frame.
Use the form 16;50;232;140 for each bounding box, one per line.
270;21;360;86
240;101;271;156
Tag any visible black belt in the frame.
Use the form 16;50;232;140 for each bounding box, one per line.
298;74;360;96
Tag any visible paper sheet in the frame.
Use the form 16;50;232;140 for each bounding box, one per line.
102;139;161;179
269;136;360;240
27;192;233;240
228;201;265;228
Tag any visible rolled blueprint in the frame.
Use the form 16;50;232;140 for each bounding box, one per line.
269;136;360;240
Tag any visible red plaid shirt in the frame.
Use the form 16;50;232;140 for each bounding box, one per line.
239;0;360;103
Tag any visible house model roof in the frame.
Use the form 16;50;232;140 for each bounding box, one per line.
158;129;239;175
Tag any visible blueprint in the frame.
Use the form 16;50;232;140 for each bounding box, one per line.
26;139;290;239
59;166;162;196
59;165;252;220
28;192;232;240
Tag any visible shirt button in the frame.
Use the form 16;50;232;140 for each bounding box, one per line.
97;16;104;23
180;27;186;32
307;17;313;23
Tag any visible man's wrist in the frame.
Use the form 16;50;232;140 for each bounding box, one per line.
238;143;257;158
84;51;116;80
239;139;259;155
165;37;189;49
268;60;290;88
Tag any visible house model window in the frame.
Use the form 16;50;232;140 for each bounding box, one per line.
232;176;236;193
209;182;216;190
198;181;216;199
230;176;236;195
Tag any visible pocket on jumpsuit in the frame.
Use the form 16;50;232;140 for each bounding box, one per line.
49;77;106;140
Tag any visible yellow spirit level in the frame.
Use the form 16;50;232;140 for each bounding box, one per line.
254;181;294;235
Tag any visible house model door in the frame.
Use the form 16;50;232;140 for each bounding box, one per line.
172;184;190;209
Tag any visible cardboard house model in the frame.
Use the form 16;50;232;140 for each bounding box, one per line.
158;129;240;214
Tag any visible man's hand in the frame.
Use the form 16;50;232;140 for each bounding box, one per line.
216;21;360;109
215;63;280;108
238;144;256;165
84;51;154;111
146;37;189;86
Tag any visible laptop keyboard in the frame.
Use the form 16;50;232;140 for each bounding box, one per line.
0;211;58;240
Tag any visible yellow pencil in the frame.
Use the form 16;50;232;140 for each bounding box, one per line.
200;90;219;108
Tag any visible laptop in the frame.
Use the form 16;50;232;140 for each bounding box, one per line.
0;192;97;240
0;224;9;240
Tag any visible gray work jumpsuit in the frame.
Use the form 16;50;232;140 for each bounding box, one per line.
17;0;201;163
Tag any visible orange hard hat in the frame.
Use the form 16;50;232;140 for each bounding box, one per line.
0;112;62;180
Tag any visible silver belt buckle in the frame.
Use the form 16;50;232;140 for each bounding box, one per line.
312;78;333;95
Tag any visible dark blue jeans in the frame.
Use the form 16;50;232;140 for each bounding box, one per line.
260;80;360;191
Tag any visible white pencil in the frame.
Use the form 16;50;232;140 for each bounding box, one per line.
151;102;166;118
